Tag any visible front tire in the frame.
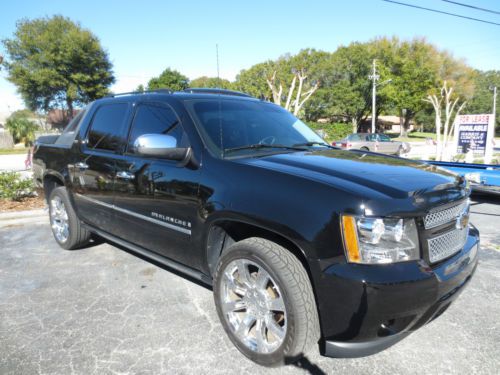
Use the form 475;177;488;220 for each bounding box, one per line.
213;238;320;367
48;187;91;250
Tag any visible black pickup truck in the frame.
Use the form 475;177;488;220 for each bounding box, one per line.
33;88;479;367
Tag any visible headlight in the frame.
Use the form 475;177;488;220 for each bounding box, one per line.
341;216;420;264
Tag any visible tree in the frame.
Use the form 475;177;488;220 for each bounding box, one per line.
233;62;274;100
424;81;466;161
467;70;500;132
325;42;375;131
2;16;115;120
135;84;145;93
5;111;40;146
190;76;232;89
379;38;441;137
147;68;189;91
234;49;328;117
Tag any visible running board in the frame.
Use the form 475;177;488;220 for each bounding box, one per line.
83;224;213;286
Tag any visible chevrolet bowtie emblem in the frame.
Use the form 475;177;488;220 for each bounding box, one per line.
455;210;470;230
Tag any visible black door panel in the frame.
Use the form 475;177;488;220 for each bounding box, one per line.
111;102;202;269
112;157;201;268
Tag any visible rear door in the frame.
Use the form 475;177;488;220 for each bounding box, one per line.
112;101;202;267
71;102;131;228
366;134;378;151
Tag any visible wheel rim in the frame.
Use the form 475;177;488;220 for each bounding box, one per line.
219;259;287;354
50;196;69;243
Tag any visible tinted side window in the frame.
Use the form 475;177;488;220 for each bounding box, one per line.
348;134;361;141
87;103;129;151
63;109;86;134
379;134;391;142
128;104;188;152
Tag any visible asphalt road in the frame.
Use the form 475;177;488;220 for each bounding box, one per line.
1;197;499;375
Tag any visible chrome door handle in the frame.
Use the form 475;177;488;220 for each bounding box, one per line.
75;162;89;170
116;171;135;180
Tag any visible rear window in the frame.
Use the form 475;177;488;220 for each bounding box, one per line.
348;134;361;141
87;103;129;151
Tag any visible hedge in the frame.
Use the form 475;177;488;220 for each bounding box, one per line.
306;122;353;142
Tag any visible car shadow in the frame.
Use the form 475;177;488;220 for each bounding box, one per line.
99;237;213;290
290;355;327;375
470;194;500;207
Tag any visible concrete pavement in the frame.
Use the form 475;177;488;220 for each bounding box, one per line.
0;198;499;374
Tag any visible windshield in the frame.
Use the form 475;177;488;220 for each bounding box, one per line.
186;99;326;157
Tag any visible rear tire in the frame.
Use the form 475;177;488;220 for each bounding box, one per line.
213;237;320;367
360;146;369;152
48;187;91;250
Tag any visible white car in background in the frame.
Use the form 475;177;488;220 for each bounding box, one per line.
333;133;410;156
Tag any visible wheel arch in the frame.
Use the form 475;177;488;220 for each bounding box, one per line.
205;219;313;282
42;173;65;202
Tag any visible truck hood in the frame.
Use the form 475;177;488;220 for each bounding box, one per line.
237;149;464;199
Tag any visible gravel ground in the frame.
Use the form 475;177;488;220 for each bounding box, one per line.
0;197;499;375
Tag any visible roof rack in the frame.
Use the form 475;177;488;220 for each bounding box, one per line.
105;88;173;98
182;88;253;98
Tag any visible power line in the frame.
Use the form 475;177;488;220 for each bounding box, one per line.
381;0;500;26
441;0;500;16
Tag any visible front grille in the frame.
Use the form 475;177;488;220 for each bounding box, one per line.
428;227;468;263
424;200;468;229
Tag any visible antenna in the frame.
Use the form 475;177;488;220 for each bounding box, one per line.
216;43;224;157
216;43;221;88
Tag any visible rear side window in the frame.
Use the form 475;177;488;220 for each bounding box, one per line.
87;103;129;151
127;103;188;153
63;109;86;134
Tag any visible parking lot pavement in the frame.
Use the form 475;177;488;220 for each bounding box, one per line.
1;199;499;375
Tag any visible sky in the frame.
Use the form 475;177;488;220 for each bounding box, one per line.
0;0;499;112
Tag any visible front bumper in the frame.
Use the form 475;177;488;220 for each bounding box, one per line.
314;226;479;358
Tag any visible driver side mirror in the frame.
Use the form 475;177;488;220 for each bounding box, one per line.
134;134;189;161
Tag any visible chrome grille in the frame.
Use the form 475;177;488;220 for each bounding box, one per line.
428;227;468;263
424;200;468;229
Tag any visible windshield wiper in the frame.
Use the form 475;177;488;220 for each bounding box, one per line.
293;141;335;149
224;144;307;154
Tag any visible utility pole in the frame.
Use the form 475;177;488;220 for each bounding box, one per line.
492;86;497;121
369;59;379;134
485;86;497;164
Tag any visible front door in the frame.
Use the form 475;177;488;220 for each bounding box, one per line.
111;102;202;268
71;102;131;229
377;133;396;154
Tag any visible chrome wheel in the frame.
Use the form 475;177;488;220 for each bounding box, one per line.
50;196;69;243
219;259;287;354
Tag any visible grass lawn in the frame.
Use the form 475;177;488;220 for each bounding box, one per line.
389;132;437;142
0;148;29;155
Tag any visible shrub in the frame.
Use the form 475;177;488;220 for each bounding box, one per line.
306;122;353;142
0;172;35;201
5;113;39;146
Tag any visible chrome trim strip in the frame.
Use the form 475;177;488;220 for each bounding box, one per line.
75;193;191;235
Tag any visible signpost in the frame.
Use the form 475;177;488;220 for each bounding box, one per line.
454;114;495;164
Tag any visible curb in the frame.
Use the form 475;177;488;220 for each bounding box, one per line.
0;209;49;228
